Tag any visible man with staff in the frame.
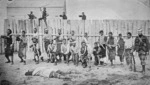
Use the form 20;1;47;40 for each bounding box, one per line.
134;28;149;74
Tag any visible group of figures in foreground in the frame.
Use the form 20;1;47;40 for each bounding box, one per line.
1;27;149;75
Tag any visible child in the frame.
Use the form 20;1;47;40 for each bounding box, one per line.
70;43;79;66
30;38;41;64
93;42;101;66
47;40;56;63
61;38;70;65
16;31;27;65
1;29;14;65
79;41;88;68
107;32;117;66
117;34;125;65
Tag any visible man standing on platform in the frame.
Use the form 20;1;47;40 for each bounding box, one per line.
79;12;86;20
28;11;36;20
60;12;67;20
39;7;49;27
134;28;149;74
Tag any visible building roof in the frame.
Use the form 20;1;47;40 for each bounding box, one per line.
7;0;65;8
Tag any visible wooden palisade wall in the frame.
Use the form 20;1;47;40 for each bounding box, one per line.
0;19;150;54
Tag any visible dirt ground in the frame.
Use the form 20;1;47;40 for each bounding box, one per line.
0;51;150;85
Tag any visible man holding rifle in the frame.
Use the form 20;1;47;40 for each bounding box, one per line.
134;28;149;74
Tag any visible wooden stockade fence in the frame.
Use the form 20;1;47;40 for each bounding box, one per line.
0;19;150;54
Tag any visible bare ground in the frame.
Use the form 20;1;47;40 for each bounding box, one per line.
0;51;150;85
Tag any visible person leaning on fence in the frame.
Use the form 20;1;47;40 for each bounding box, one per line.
16;31;27;65
93;42;101;66
98;30;107;65
1;29;14;65
61;38;71;65
124;32;135;71
134;28;149;74
117;34;125;65
107;32;117;66
39;7;49;26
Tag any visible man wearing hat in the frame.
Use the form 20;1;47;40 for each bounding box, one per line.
134;28;149;74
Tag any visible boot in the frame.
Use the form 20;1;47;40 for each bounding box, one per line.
5;56;10;63
5;61;11;63
20;59;24;63
11;61;14;65
23;60;26;65
100;61;104;65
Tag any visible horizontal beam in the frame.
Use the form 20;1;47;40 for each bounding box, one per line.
7;6;64;8
1;34;150;37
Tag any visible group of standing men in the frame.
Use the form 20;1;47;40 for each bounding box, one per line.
1;27;149;74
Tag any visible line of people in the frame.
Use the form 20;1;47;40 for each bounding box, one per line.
1;28;149;74
28;7;86;27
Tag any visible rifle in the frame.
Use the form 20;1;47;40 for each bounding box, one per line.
131;49;136;72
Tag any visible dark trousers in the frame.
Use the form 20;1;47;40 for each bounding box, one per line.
39;17;47;26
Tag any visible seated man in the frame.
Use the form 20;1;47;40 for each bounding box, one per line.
79;41;88;68
30;38;41;64
93;42;101;66
61;38;70;64
47;40;57;63
70;43;79;66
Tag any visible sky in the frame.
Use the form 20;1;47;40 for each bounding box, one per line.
66;0;150;20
